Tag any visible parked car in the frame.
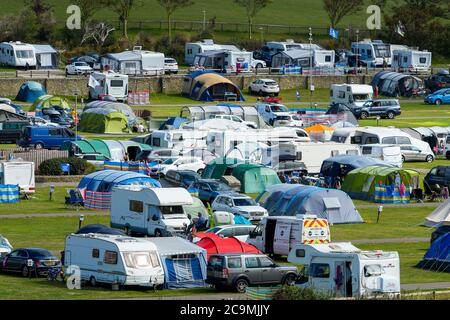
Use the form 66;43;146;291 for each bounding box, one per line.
0;248;61;277
256;103;290;125
400;145;434;163
18;126;81;150
206;253;298;292
0;120;30;144
193;224;256;243
164;57;179;74
424;88;450;105
212;114;258;129
30;117;60;127
152;157;205;176
180;148;218;164
164;170;201;188
212;193;268;222
352;99;401;119
425;71;450;93
190;179;234;203
424;166;450;193
136;149;181;162
249;79;280;96
430;225;450;244
273;114;303;128
76;153;111;168
74;55;101;69
65;62;93;75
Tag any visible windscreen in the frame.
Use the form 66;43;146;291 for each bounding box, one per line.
233;198;257;206
123;251;160;269
160;205;184;215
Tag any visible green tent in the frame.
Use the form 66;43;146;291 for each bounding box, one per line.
342;166;422;203
31;95;71;113
202;157;243;179
78;109;130;134
232;164;281;194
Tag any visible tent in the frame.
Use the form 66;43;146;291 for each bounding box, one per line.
256;184;363;224
183;118;250;131
31;95;71;114
304;124;335;142
423;198;450;227
76;224;126;235
146;237;207;289
78;170;161;192
342;166;422;203
84;101;137;126
417;233;450;272
231;164;281;194
326;104;358;126
159;117;188;130
371;71;423;97
195;233;260;258
181;71;245;102
15;81;46;103
78;108;130;133
202;157;243;179
32;44;58;69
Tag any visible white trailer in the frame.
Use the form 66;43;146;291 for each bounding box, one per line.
64;233;165;288
392;49;432;73
0;41;37;68
185;39;240;65
110;185;192;237
247;215;331;256
0;161;35;194
331;84;374;108
88;71;129;101
288;242;401;298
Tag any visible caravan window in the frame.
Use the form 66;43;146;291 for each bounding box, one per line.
110;80;124;87
310;263;330;278
364;264;382;277
152;138;161;147
92;249;100;258
325;55;332;62
104;251;118;265
365;136;379;144
419;57;427;64
396;136;411;145
124;251;160;269
16;50;34;58
382;137;396;144
129;200;143;213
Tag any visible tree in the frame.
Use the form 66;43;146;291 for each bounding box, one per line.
73;0;101;25
234;0;272;39
24;0;56;41
102;0;142;38
156;0;195;45
322;0;364;28
81;22;115;47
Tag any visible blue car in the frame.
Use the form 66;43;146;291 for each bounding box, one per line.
190;179;234;203
18;126;81;150
424;88;450;105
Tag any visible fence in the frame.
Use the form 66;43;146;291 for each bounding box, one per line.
0;148;68;172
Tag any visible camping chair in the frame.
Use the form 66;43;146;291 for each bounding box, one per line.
411;188;424;203
65;189;84;209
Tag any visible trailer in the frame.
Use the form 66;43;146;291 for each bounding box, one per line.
185;39;240;65
0;161;35;194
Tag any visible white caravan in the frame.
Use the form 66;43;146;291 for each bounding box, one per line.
331;84;374;108
185;39;240;64
392;49;432;73
0;161;35;194
265;40;323;54
247;215;331;256
64;233;165;288
0;41;36;68
148;129;208;150
351;40;407;67
288;242;401;298
330;127;359;144
110;185;192;237
88;71;129;101
360;144;403;168
192;50;264;73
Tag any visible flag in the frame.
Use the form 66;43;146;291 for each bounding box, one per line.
329;27;339;40
396;21;406;37
88;75;100;88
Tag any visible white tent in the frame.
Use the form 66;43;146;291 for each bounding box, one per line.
423;199;450;227
183;118;250;131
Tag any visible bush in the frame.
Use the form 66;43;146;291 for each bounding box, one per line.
39;157;93;176
272;285;330;300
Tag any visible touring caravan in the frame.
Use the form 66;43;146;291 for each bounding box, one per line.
0;161;35;194
185;39;240;65
193;50;254;73
0;42;36;68
64;233;165;288
148;129;208;150
88;71;129;101
271;49;335;69
288;242;401;298
101;47;165;76
110;185;192;237
331;84;374;108
392;49;432;73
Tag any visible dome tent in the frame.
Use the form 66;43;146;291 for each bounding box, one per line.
15;81;46;103
231;164;281;194
371;71;423;97
417;233;450;272
202;157;243;179
78;108;130;133
31;95;71;114
195;233;260;259
84;101;137;126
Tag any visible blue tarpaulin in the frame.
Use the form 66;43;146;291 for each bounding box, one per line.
0;184;19;203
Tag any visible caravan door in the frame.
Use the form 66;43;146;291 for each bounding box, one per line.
273;222;292;256
333;261;346;297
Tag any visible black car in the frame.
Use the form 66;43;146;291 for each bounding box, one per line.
424;166;450;194
0;120;30;144
164;170;201;188
0;248;61;277
431;226;450;244
352;99;401;120
425;71;450;93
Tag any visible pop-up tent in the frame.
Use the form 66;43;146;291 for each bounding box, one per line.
31;95;71;114
78;108;130;133
15;81;46;103
146;237;207;289
256;184;363;224
232;164;281;194
195;233;260;259
423;198;450;227
202;157;243;179
342;166;422;203
78;170;161;192
417;233;450;272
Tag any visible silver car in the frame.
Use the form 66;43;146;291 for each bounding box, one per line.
400;145;434;163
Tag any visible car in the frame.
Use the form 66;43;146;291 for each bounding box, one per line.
424;88;450;106
206;253;298;293
273;114;303;127
425;71;450;93
256;103;290;125
135;149;181;162
212;193;268;222
180;148;218;164
190;179;234;203
30;117;60;127
0;235;12;257
76;153;111;168
65;61;94;75
0;248;61;277
164;169;201;188
18;126;81;150
249;79;280;96
193;224;256;243
74;55;101;69
352;99;401;120
400;145;434;163
424;166;450;194
212;114;258;129
152;157;205;176
430;225;450;244
164;57;179;74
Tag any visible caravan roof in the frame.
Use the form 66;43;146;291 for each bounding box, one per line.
113;186;193;206
69;233;158;252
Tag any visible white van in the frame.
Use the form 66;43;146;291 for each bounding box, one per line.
248;215;330;256
360;144;403;167
331;84;374;108
88;71;129;101
392;49;432;73
110;185;192;237
0;161;35;194
64;233;165;288
288;242;401;298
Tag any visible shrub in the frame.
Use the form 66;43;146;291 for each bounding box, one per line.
39;157;91;176
272;285;330;300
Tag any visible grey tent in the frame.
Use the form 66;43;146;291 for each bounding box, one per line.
256;184;363;224
371;71;423;97
32;44;58;69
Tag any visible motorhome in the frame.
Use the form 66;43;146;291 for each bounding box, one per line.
360;144;403;167
392;49;432;73
287;242;401;298
247;215;330;256
192;50;264;73
330;84;374;108
0;161;35;194
148;129;208;150
0;41;36;68
110;185;192;237
64;233;165;288
88;71;129;101
185;39;240;65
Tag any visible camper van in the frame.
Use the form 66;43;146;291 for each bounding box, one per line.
331;84;374;108
88;71;129;101
64;233;165;288
287;242;401;298
110;186;192;237
247;215;330;256
392;50;432;73
148;130;208;150
0;161;35;194
185;39;240;65
360;144;403;168
0;41;36;68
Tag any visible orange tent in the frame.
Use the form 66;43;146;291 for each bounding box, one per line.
304;124;335;133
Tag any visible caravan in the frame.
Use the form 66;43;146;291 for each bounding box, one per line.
185;39;240;65
64;233;165;288
351;40;406;67
0;161;35;194
101;47;165;76
392;50;432;73
331;84;374;108
88;71;129;101
148;129;208;150
192;50;263;73
0;42;36;68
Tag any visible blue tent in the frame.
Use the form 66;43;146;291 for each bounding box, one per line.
78;170;161;192
15;81;46;103
159;117;188;130
418;233;450;272
146;237;207;289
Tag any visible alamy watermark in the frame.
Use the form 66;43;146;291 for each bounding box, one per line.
366;5;382;30
65;265;81;290
66;5;81;30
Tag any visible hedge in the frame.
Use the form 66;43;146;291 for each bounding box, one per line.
39;157;96;176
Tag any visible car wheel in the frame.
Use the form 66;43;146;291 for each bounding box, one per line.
22;266;30;277
269;119;274;126
360;112;369;119
155;229;162;237
283;273;297;286
256;63;263;69
426;155;434;163
435;99;442;106
197;168;204;176
387;111;395;119
124;226;131;236
258;90;263;96
235;278;249;293
89;276;97;287
35;143;44;150
401;155;406;163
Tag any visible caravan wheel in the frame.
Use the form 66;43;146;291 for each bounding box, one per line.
155;229;162;237
89;276;97;287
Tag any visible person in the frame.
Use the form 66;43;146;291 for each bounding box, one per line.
123;153;129;162
137;123;145;133
196;212;207;231
296;90;301;101
185;214;194;236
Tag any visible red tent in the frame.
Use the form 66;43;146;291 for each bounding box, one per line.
195;233;261;258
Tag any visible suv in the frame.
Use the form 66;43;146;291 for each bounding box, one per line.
425;71;450;93
424;166;450;194
212;193;268;222
206;253;298;293
353;99;401;119
190;179;234;203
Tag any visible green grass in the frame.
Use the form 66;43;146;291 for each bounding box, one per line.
402;159;450;171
